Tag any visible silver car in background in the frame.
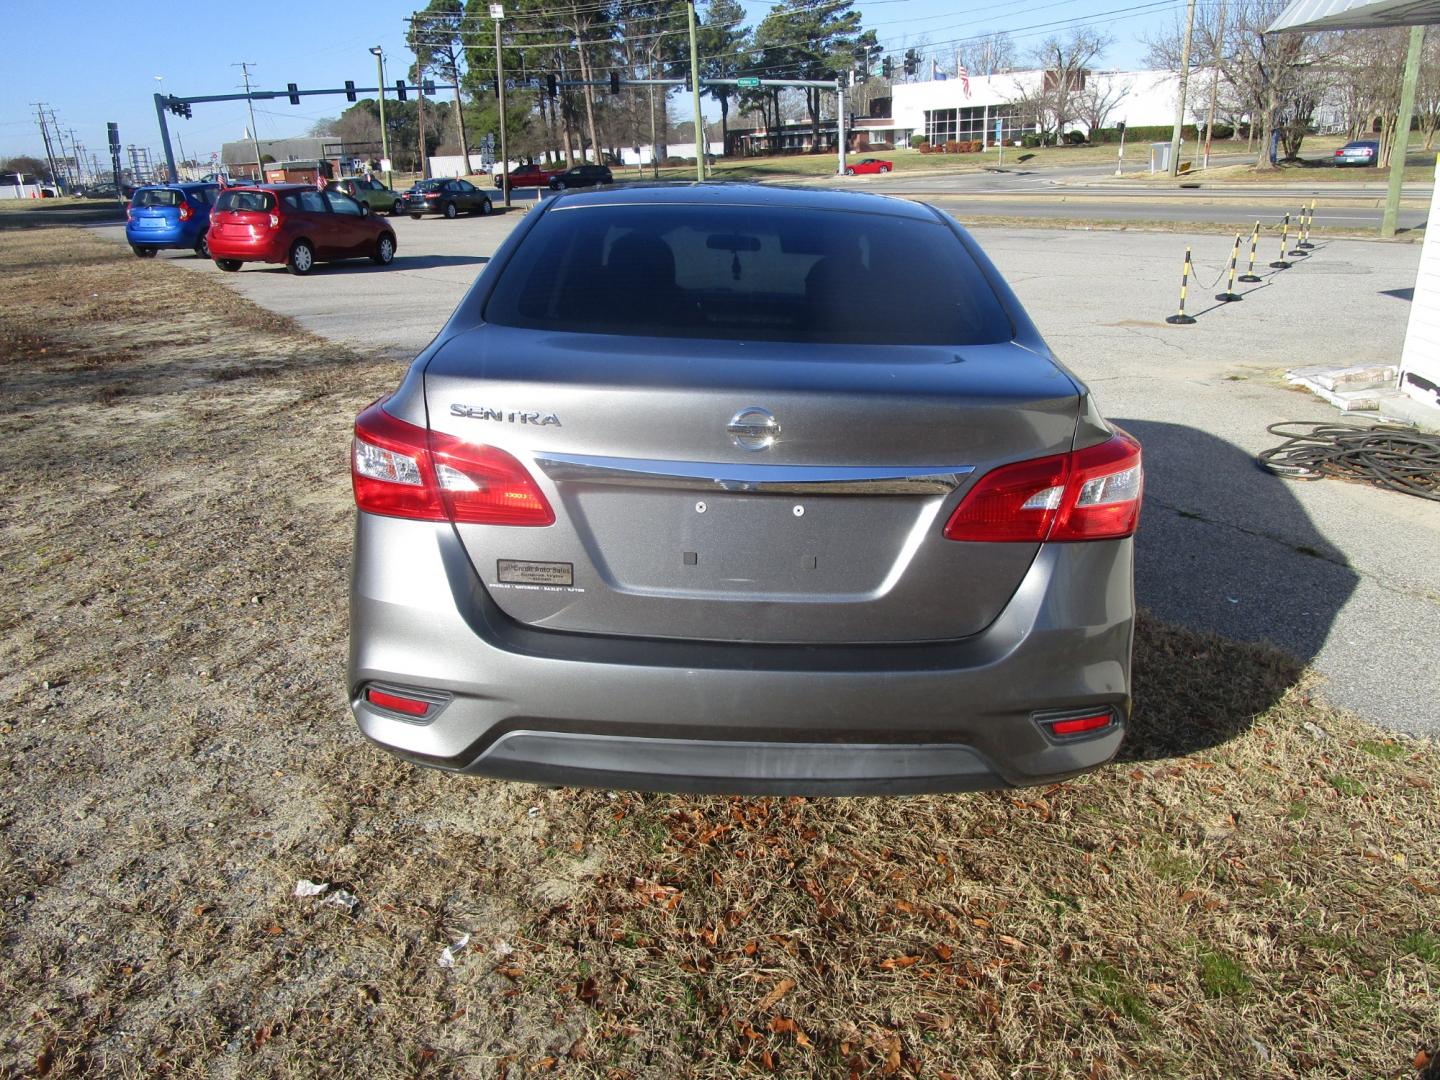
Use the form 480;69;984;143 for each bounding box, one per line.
349;184;1142;795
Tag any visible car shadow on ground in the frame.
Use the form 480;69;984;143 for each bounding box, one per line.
1113;418;1357;762
232;254;492;275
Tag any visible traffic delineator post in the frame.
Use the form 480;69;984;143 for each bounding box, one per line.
1166;245;1197;325
1269;213;1292;270
1215;233;1244;302
1297;199;1316;250
1289;205;1310;256
1238;221;1262;283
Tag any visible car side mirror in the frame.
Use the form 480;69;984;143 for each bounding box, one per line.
359;203;370;216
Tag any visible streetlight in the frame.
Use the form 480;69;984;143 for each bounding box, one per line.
370;47;392;188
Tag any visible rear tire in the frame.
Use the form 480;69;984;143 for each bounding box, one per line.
880;165;891;173
553;181;566;191
477;198;493;216
131;245;156;258
391;199;404;215
444;201;458;219
286;239;315;276
214;259;242;272
411;213;422;220
371;233;396;265
194;235;210;258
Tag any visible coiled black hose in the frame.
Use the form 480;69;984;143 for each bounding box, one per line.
1257;421;1440;501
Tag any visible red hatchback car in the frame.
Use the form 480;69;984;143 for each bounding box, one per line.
207;184;398;275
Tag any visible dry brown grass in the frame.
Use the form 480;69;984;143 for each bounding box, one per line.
0;228;1436;1080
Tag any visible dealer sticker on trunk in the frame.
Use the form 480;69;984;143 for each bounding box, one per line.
496;560;574;587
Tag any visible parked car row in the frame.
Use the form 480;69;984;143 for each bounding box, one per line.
124;181;399;275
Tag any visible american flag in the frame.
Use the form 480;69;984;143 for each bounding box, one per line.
958;63;971;99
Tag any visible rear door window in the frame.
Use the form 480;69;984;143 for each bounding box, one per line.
483;203;1013;346
325;191;363;215
299;190;328;213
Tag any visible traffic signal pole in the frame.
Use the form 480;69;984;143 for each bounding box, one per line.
153;94;178;182
686;0;705;181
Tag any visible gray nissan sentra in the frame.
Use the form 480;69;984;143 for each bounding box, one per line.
348;184;1142;796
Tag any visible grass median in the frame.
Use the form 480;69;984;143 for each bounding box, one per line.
0;227;1435;1080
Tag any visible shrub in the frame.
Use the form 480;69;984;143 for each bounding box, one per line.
1021;133;1043;149
943;140;961;154
910;135;929;150
1065;130;1087;145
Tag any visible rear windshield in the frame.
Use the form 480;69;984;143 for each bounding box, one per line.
412;179;446;191
133;188;183;207
483;203;1013;346
216;190;275;212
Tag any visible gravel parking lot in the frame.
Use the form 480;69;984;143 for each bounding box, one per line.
1;214;1433;1079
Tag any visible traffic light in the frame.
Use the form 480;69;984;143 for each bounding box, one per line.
345;80;357;102
546;73;557;97
395;80;407;101
107;122;120;156
903;49;918;76
165;96;191;119
882;56;893;79
609;71;620;95
287;83;300;105
423;79;435;95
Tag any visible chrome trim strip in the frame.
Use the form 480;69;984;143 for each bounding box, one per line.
533;452;974;495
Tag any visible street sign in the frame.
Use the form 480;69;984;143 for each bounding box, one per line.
736;77;760;89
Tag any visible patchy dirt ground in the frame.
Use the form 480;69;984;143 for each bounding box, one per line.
0;228;1436;1080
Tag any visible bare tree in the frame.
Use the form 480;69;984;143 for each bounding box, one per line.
1022;28;1115;139
960;31;1016;76
1074;76;1129;137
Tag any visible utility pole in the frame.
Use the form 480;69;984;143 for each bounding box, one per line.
235;63;265;180
1381;24;1424;239
1168;0;1197;177
369;48;392;188
416;70;429;180
33;104;60;188
1202;0;1226;169
492;5;511;207
686;0;705;181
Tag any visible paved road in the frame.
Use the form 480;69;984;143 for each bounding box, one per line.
92;212;1440;736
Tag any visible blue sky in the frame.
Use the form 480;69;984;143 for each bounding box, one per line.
1;0;1178;166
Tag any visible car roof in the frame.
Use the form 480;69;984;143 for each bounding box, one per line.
222;183;316;192
546;181;937;221
136;181;217;191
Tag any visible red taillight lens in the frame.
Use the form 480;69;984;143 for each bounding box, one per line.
351;400;554;526
944;431;1142;543
178;201;193;221
1042;710;1114;737
365;687;432;716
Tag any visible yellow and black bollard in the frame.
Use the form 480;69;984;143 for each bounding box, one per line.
1166;245;1197;324
1269;213;1292;270
1238;221;1262;283
1290;205;1310;257
1215;233;1244;302
1298;198;1316;251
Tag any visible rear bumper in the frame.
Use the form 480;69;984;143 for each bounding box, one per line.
125;221;203;247
207;233;288;263
349;514;1134;795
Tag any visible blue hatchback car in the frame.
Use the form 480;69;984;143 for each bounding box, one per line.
125;182;221;258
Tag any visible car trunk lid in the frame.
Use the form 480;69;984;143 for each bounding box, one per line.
423;326;1080;644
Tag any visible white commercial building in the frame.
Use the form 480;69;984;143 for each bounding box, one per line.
870;68;1182;148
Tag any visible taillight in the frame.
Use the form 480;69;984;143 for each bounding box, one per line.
352;400;554;526
365;687;432;716
944;431;1142;543
178;201;193;221
1038;709;1115;738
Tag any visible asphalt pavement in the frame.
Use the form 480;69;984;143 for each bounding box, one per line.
90;209;1440;736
